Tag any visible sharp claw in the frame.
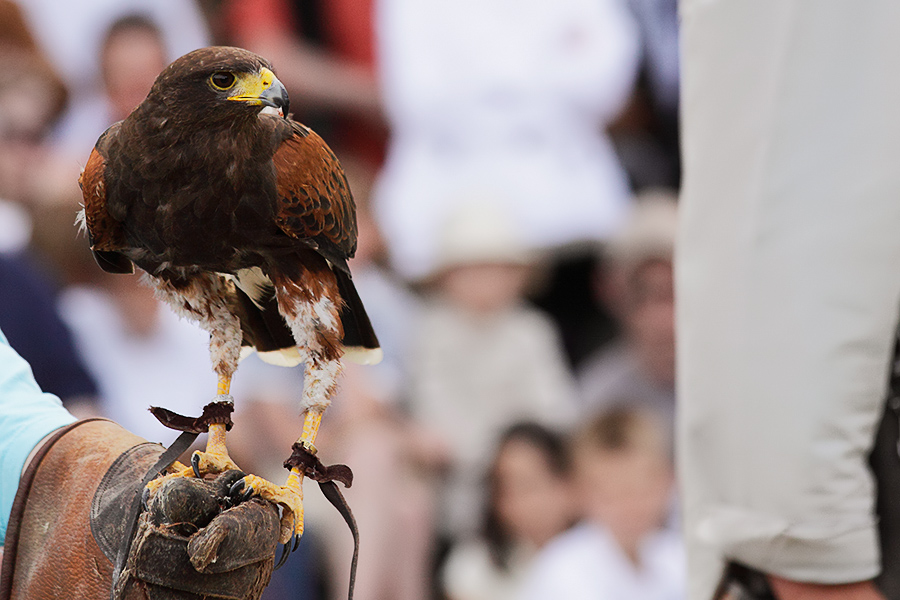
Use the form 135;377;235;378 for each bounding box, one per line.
292;532;301;552
275;539;292;570
141;486;151;510
229;478;246;498
191;452;202;479
228;478;255;505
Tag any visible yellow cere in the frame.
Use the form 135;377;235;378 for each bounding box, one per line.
227;67;276;104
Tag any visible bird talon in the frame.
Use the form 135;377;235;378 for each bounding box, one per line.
141;486;151;511
233;474;304;544
275;539;292;570
145;465;194;497
190;447;240;479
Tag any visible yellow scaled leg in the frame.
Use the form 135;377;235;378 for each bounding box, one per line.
146;375;240;494
236;408;324;544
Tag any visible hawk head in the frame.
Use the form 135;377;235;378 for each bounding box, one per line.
145;46;290;123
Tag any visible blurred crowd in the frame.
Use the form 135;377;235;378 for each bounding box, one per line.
0;0;683;599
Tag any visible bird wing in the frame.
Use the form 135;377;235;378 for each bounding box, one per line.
267;120;381;363
78;125;134;274
272;121;357;272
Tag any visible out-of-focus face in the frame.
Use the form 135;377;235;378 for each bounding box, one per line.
0;74;55;202
575;447;673;546
438;263;530;314
494;438;574;548
624;259;675;386
102;29;167;121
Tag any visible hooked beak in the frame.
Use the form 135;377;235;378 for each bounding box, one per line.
228;67;290;116
259;78;290;116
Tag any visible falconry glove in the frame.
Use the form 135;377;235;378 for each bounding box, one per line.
0;419;280;600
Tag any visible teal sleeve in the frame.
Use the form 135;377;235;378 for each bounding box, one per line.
0;328;76;544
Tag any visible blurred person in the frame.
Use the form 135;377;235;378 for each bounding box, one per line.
101;16;167;121
372;0;641;280
37;14;169;218
519;407;684;600
17;0;208;156
224;0;381;119
13;8;197;288
677;2;900;599
51;14;168;152
0;0;67;228
442;422;576;600
408;201;578;541
577;190;677;431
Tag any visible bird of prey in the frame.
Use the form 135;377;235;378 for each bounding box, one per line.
78;46;380;543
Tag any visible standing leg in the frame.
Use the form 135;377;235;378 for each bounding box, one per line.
234;267;345;543
144;273;243;481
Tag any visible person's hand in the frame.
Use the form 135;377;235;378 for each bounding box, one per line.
769;576;886;600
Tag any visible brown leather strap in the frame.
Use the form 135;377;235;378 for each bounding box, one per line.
0;418;108;600
111;428;201;599
149;400;234;434
318;480;359;600
283;441;353;487
283;442;358;600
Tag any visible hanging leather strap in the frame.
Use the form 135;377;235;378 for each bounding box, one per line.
284;442;359;600
109;428;200;599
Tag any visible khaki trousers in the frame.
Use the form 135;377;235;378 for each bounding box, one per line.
677;1;900;597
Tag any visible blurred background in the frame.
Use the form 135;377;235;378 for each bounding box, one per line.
0;0;684;598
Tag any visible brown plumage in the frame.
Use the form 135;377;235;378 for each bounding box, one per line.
78;46;380;543
79;46;378;364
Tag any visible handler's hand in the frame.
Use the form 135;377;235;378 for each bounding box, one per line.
769;576;886;600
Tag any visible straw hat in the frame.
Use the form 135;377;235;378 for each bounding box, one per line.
606;188;678;267
430;199;534;275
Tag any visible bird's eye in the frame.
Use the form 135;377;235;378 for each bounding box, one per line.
210;72;236;90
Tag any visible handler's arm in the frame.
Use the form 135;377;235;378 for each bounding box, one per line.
0;328;76;544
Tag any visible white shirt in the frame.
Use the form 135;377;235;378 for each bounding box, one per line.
519;523;685;600
373;0;640;279
443;540;535;600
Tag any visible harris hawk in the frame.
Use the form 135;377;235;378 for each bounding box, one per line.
78;46;380;543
